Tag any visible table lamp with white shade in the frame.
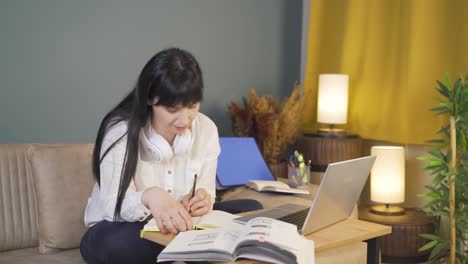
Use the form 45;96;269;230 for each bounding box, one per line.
370;146;406;216
297;73;362;175
317;74;349;133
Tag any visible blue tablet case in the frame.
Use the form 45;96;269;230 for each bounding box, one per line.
216;137;275;189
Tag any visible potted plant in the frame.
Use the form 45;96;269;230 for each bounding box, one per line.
418;74;468;263
228;84;305;178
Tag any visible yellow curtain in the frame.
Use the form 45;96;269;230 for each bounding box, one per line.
302;0;468;144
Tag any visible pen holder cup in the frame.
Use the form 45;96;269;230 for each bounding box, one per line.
288;166;310;188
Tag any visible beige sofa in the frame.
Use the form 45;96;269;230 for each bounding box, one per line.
0;144;93;264
0;143;367;264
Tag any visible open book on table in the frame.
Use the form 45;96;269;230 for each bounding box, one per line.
247;180;310;195
140;210;241;237
157;217;314;264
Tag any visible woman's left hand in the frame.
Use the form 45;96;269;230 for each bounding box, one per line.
182;188;211;217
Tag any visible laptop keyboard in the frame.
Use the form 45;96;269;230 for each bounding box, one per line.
277;207;309;228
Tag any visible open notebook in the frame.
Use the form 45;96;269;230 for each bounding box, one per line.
246;180;309;195
140;210;242;237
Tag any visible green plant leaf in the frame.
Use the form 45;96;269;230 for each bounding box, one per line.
426;138;445;144
436;110;450;116
429;166;447;176
419;233;440;241
432;106;448;112
423;198;442;209
437;80;451;98
453;78;461;98
423;163;444;170
432;172;448;185
430;160;444;166
431;106;449;113
439;101;452;109
419;240;438;252
428;240;448;260
432;210;450;217
436;124;450;135
417;156;438;161
428;149;446;159
418;192;440;199
445;73;453;90
424;185;440;193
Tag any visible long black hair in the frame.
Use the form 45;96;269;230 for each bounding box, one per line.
92;48;204;220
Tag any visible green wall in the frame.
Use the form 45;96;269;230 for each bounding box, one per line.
0;0;302;143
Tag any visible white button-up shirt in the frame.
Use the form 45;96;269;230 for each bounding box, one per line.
84;113;220;227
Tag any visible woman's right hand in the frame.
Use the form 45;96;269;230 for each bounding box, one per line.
141;187;192;234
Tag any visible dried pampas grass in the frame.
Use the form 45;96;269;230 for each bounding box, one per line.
228;84;305;164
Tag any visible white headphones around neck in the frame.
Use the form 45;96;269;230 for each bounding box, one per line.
139;123;193;162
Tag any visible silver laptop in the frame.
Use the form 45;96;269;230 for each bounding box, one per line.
234;156;376;235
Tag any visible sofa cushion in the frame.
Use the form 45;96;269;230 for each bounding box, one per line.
0;144;38;252
28;144;94;254
0;247;85;264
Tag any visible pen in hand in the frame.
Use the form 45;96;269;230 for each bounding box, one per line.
189;174;198;213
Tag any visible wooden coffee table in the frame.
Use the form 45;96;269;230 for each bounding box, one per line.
143;185;391;263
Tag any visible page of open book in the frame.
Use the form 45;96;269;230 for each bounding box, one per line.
235;217;315;264
247;180;310;195
142;210;241;233
248;180;290;189
195;210;242;229
158;227;244;262
158;217;315;264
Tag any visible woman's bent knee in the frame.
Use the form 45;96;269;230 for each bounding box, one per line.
80;221;163;264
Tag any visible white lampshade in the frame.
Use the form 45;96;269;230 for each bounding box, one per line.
317;74;349;124
370;146;405;204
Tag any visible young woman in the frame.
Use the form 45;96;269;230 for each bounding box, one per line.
80;48;220;264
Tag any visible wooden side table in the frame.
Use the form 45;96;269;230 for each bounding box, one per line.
297;132;363;172
359;207;434;263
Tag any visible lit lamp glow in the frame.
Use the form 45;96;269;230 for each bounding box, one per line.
317;74;349;132
370;146;406;215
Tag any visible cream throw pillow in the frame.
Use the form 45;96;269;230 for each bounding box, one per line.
28;144;94;254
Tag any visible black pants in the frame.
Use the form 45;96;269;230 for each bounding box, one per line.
80;199;262;264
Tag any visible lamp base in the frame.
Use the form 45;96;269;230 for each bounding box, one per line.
317;123;346;135
318;127;346;133
370;205;406;216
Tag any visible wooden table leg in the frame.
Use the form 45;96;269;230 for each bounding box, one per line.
365;238;380;264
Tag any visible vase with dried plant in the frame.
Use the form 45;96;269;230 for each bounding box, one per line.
228;84;305;178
